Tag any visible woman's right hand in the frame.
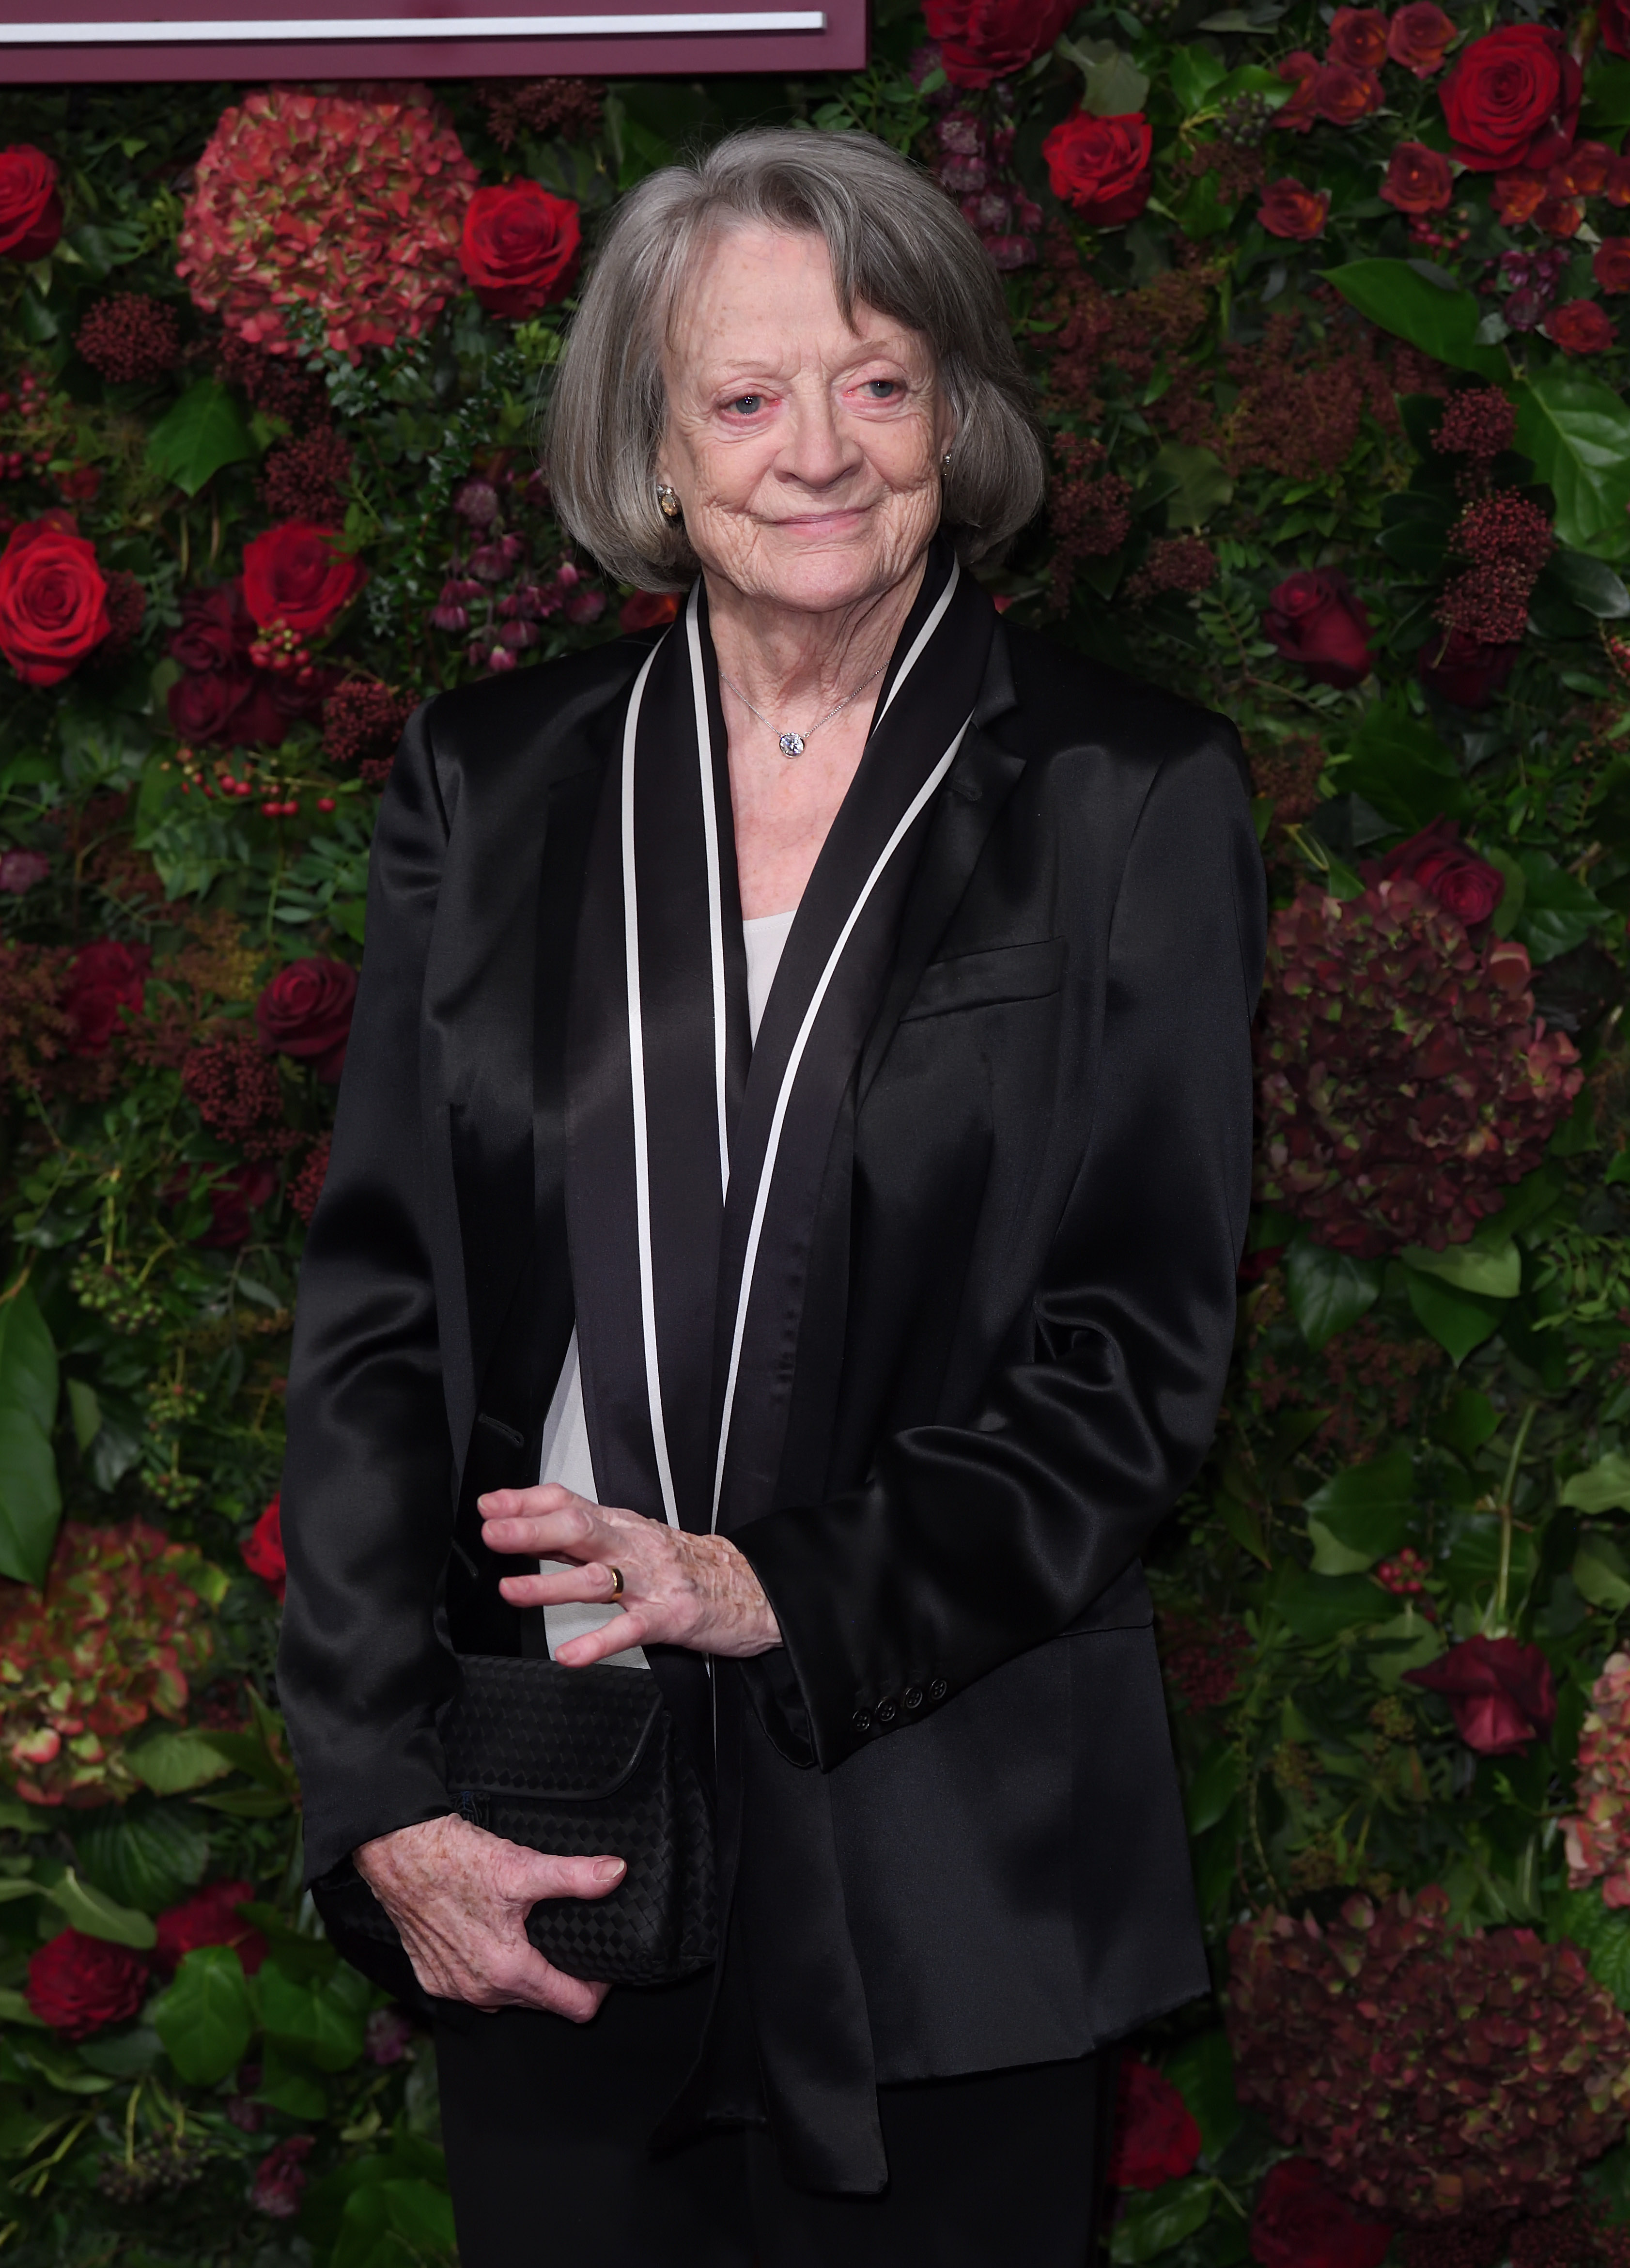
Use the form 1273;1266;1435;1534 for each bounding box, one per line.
354;1815;623;2021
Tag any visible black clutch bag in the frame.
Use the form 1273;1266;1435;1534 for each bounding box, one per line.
312;1654;717;1995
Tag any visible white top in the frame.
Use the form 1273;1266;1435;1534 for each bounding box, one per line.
539;910;796;1666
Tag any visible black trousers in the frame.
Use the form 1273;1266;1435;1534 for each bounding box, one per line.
435;1974;1110;2268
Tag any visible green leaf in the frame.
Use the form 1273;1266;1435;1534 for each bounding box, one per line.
146;379;256;499
1324;261;1508;382
1550;548;1630;620
1366;1605;1445;1688
1216;1485;1271;1567
1400;1240;1521;1300
42;1868;156;1949
76;2025;162;2079
0;1282;61;1586
1285;1242;1382;1352
1110;2175;1214;2262
64;1379;99;1456
1151;442;1233;530
126;1729;234;1797
1184;1744;1243;1834
260;1957;368;2073
1435;1389;1500;1461
256;2039;328;2119
0;1988;46;2029
1304;1448;1414;1571
1511;847;1611;965
1403;1268;1505;1365
1162;2032;1240;2161
151;1946;254;2086
1575;1536;1630;1614
72;1800;209;1915
330;2177;459;2268
1564;1453;1630;1516
1515;373;1630;563
1335;691;1470;831
1552;1884;1630;2009
1169;42;1227;113
1274;1569;1394;1643
1583;57;1630;133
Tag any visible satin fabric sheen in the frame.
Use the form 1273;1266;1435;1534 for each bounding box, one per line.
277;587;1265;2196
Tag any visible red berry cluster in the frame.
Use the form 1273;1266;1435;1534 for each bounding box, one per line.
1434;387;1518;466
1377;1547;1432;1596
0;369;53;481
74;293;182;385
1439;491;1554;644
247;617;317;687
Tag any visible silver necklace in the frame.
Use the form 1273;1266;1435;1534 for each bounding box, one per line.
718;665;884;759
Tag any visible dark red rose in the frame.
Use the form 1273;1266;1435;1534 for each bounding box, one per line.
1363;816;1504;928
1249;2159;1392;2268
1328;8;1388;70
0;514;110;688
922;0;1074;88
1554;140;1613;195
1417;628;1519;710
252;2135;314;2219
1263;571;1371;687
1108;2061;1202;2190
1406;1635;1557;1755
460;181;581;319
168;664;252;746
1439;25;1581;175
1603;0;1630;62
1259;178;1330;240
1544;299;1615;354
1536;194;1583;241
63;939;150;1057
156;1881;267;1976
0;146;62;262
241;523;365;638
1381;141;1455;214
1042;113;1153;226
1388;1;1454;77
1274;51;1320;132
255;956;358;1082
169;584;253;674
1311;63;1385;127
198;1161;278;1248
1596;240;1630;295
26;1929;147;2039
242;1493;286;1601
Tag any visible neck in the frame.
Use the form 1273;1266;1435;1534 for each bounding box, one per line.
704;553;930;725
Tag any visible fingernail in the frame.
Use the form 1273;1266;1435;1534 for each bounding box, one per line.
593;1857;626;1884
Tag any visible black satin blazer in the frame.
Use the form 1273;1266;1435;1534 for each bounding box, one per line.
279;616;1265;2111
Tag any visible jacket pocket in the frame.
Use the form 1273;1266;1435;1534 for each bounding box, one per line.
900;937;1065;1022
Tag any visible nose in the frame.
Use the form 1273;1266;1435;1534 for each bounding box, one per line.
779;388;859;494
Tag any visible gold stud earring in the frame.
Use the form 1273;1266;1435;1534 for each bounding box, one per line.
657;484;683;522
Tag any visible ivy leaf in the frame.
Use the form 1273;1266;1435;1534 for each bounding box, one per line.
126;1728;234;1797
1335;691;1470;830
0;1280;61;1586
1400;1240;1522;1300
151;1946;254;2085
1434;1389;1500;1461
1285;1242;1383;1351
1304;1448;1414;1570
1169;42;1227;112
1150;442;1234;530
259;1957;368;2074
1574;1536;1630;1613
1324;260;1507;381
1162;2031;1241;2160
1511;847;1611;965
1403;1268;1505;1365
1109;2175;1214;2263
146;379;256;499
1184;1744;1243;1834
1366;1605;1445;1689
1514;373;1630;563
42;1868;156;1950
1273;1569;1394;1643
330;2177;459;2268
1552;1884;1630;2008
1564;1453;1630;1516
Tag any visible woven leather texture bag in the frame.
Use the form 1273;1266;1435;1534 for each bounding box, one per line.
314;1656;717;1991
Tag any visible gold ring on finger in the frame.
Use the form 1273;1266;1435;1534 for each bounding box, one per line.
606;1566;624;1599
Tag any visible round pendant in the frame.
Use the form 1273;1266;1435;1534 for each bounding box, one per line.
778;731;806;758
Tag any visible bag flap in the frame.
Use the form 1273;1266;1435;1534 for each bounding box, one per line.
441;1653;666;1802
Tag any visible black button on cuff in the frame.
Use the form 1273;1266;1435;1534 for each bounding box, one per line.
929;1678;948;1701
876;1700;898;1724
851;1709;872;1733
903;1686;923;1710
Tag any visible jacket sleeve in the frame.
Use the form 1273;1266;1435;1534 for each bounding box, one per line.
277;702;460;1882
731;730;1265;1771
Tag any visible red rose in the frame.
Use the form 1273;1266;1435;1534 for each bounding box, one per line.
1108;2061;1202;2190
1491;171;1548;228
460;181;582;320
1536;195;1583;241
1364;815;1504;928
1263;571;1371;687
241;524;365;638
1259;178;1331;241
198;1161;278;1249
922;0;1074;88
168;664;253;747
1406;1635;1557;1755
1439;25;1582;175
0;146;62;261
1381;141;1454;214
63;939;150;1057
1387;1;1455;78
156;1881;267;1976
1603;0;1630;62
1041;113;1153;226
620;590;681;632
1328;8;1388;70
255;956;358;1081
26;1929;148;2039
252;2135;314;2219
242;1493;286;1601
1274;51;1320;133
1249;2159;1391;2268
1554;141;1613;196
169;584;253;674
1311;62;1385;126
1417;629;1519;710
1544;299;1615;354
1596;240;1630;295
0;514;110;688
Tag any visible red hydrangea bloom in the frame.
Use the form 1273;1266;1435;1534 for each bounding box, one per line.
242;524;365;638
1439;26;1582;175
176;85;479;362
1405;1635;1556;1755
26;1930;147;2039
1327;9;1388;70
62;940;150;1057
1041;113;1152;226
1382;142;1454;215
0;146;62;262
0;1523;217;1806
460;180;581;318
1262;571;1370;686
1255;879;1583;1255
1108;2061;1202;2189
921;0;1073;88
1229;1888;1630;2222
156;1881;267;1976
1544;300;1615;355
242;1494;286;1601
1562;1652;1630;1906
1361;817;1504;930
1250;2159;1391;2268
1387;2;1456;78
1258;179;1330;241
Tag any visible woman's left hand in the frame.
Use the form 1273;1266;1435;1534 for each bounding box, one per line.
477;1486;782;1666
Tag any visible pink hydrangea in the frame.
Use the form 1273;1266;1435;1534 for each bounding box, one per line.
1563;1652;1630;1906
176;85;479;362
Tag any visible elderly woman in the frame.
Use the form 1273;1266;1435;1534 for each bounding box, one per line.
279;127;1262;2268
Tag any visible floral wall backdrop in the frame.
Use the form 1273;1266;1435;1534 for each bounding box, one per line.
3;3;1630;2261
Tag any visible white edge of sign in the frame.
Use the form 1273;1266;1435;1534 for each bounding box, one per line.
0;9;825;34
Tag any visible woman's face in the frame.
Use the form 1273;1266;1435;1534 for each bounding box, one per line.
658;224;955;618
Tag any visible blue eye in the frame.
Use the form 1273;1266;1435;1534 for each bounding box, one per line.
864;380;900;399
729;394;764;415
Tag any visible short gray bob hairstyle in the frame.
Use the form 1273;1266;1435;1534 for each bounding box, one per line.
544;126;1046;593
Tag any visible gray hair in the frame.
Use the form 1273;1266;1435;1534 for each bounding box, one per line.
543;126;1046;592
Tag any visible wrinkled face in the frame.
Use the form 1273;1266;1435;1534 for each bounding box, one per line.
657;223;955;617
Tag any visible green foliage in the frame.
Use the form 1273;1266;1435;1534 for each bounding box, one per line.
0;1282;61;1584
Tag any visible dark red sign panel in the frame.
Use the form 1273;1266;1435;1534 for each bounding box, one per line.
0;0;864;81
